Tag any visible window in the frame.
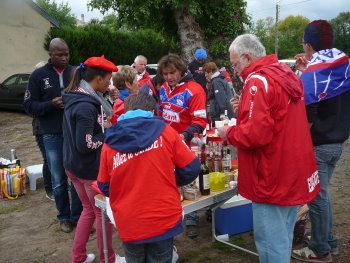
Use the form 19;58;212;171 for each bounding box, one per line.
18;75;29;85
3;75;18;86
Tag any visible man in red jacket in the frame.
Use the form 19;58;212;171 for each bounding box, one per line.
217;34;320;263
133;55;151;87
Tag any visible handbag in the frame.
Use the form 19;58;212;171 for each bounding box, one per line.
0;166;26;200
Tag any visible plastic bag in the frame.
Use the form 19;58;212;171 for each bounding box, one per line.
0;166;26;200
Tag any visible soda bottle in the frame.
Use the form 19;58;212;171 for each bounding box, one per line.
199;145;210;195
190;133;202;157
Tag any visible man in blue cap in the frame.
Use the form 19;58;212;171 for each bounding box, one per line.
188;48;208;93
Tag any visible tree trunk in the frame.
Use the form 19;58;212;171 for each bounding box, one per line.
174;6;206;63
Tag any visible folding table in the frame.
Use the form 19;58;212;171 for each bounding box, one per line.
94;187;258;263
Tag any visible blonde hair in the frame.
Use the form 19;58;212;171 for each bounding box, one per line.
112;65;137;90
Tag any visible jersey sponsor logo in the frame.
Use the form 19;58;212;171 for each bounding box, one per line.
176;95;184;106
163;109;180;123
307;171;319;192
43;78;53;89
194;109;206;118
248;101;254;119
250;85;258;96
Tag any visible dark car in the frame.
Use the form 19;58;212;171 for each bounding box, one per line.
0;73;30;110
146;64;158;78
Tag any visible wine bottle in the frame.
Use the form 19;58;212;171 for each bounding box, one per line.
199;145;210;195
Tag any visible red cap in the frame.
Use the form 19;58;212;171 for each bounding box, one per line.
84;55;118;72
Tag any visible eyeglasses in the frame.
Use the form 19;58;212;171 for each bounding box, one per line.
231;54;246;70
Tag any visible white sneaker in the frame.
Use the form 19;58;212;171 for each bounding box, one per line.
82;253;95;263
115;254;126;263
172;245;179;263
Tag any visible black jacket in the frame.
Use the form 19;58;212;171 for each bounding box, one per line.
188;59;207;93
24;61;74;134
62;91;104;180
307;89;350;146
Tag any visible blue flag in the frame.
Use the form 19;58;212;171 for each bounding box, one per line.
301;48;350;105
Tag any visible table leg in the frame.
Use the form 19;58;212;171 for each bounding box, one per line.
101;209;109;263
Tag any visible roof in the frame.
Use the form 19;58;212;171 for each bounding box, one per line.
25;0;60;28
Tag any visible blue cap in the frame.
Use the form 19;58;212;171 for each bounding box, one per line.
194;49;207;59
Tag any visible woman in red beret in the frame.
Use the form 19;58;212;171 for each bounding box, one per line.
62;56;123;263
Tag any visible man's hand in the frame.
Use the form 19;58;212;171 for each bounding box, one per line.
180;134;185;140
230;95;240;114
52;97;64;109
295;53;309;72
217;126;230;141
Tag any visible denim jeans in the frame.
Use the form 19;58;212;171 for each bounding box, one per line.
35;135;52;196
67;170;115;263
308;143;343;256
252;202;298;263
43;134;82;222
123;238;173;263
185;212;199;226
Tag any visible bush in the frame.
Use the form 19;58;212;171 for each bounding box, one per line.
44;25;180;65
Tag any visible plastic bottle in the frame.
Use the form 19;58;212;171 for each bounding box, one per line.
223;110;229;126
190;133;202;157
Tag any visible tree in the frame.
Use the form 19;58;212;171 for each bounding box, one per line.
249;17;275;55
330;12;350;55
276;15;309;59
35;0;76;27
249;15;309;59
87;0;250;62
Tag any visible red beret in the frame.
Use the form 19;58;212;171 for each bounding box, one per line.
84;55;118;72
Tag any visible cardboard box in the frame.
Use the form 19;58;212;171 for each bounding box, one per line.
215;194;253;235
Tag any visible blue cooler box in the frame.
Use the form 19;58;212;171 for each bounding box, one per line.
215;194;253;235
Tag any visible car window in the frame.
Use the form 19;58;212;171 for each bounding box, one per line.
18;75;29;85
146;64;158;76
3;75;18;86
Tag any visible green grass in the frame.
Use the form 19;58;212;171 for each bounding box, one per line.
179;250;201;262
0;203;27;214
231;235;246;247
197;255;212;262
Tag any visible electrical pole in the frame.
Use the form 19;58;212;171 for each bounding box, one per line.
275;1;280;56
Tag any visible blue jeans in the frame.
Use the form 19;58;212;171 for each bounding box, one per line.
185;212;199;226
43;134;82;223
253;202;298;263
123;238;173;263
35;135;52;196
308;143;343;256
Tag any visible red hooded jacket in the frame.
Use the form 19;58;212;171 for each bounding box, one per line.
138;71;151;87
227;54;319;205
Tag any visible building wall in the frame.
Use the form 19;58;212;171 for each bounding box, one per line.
0;0;53;82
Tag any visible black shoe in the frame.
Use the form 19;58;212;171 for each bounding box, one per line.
186;225;199;238
60;220;73;233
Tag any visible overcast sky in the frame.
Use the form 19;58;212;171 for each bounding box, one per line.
57;0;348;23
